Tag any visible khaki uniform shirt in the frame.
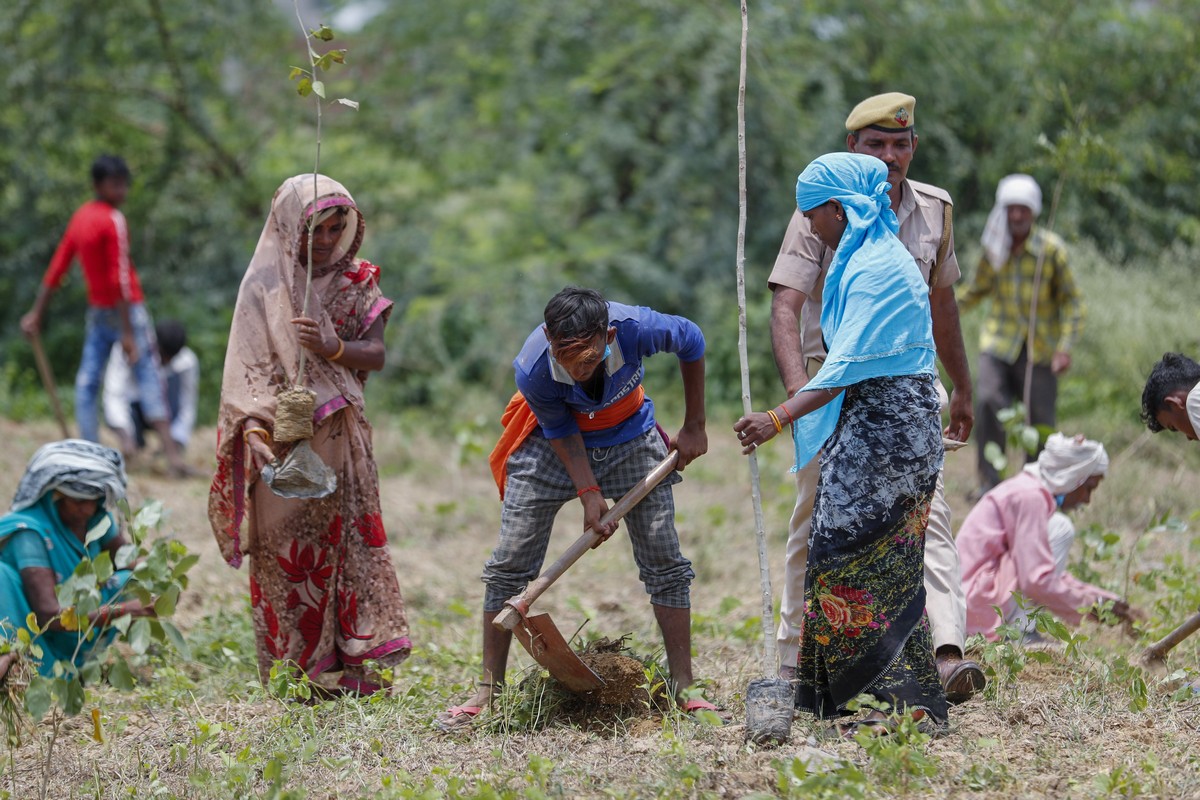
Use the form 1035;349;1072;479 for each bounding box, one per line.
767;179;960;369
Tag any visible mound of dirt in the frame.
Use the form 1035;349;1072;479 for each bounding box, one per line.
578;652;649;708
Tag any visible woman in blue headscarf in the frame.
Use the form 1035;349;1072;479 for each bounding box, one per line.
735;153;947;736
0;440;152;679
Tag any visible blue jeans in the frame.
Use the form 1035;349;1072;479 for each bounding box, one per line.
76;304;166;443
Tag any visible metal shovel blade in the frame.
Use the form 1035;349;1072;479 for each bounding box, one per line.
511;613;604;693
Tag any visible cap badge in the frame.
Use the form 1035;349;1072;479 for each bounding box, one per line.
894;107;910;127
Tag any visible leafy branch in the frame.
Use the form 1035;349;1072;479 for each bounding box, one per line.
0;501;197;800
286;7;358;381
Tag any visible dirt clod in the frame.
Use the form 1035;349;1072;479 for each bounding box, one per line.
578;652;649;707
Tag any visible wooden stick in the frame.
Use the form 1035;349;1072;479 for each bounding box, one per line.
1141;609;1200;665
29;331;70;439
493;452;679;631
732;0;774;681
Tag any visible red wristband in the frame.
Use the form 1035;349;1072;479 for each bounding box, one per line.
577;485;601;498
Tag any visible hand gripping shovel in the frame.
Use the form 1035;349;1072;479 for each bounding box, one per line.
492;451;679;692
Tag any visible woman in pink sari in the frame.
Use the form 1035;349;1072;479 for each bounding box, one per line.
209;175;410;695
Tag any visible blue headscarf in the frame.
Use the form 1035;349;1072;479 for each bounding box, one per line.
791;153;936;469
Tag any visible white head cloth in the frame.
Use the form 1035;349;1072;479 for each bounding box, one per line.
11;439;127;512
981;173;1043;270
1024;432;1109;496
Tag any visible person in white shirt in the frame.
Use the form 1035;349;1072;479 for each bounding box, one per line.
104;320;198;455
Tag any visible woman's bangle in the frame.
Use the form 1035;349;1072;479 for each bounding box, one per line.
766;409;783;434
776;405;794;426
243;427;272;445
577;485;601;498
328;338;346;362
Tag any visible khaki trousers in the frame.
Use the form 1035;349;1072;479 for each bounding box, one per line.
775;378;966;668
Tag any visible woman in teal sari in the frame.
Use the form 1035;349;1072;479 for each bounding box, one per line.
0;440;151;678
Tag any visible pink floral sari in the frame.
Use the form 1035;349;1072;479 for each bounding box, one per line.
209;175;409;692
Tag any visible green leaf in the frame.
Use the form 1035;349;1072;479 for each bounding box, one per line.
133;501;163;532
84;515;112;547
311;24;334;41
108;655;135;690
1020;427;1040;454
24;676;54;720
288;66;306;80
81;659;102;686
114;544;138;570
93;551;113;583
297;77;312;97
158;620;191;659
128;618;151;655
154;585;180;617
984;441;1007;473
328;49;346;64
172;553;200;580
311;80;326;98
64;676;85;716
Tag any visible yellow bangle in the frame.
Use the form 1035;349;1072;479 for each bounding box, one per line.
766;409;783;434
329;338;346;362
243;427;271;444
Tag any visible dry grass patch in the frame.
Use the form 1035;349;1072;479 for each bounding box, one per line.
0;418;1198;798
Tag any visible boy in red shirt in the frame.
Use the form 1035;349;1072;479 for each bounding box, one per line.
21;155;189;477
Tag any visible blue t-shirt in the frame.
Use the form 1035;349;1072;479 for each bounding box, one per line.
514;302;705;448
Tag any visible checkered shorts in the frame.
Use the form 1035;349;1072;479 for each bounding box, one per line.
481;428;693;611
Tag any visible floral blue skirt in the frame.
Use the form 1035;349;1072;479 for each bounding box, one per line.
795;374;948;722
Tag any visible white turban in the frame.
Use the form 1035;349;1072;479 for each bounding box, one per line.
981;173;1043;270
1025;432;1109;496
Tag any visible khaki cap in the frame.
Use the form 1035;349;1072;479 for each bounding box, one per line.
845;92;916;132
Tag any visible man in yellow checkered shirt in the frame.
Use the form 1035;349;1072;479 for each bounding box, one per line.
958;174;1084;495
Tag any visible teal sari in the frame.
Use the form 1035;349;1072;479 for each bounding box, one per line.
0;494;131;676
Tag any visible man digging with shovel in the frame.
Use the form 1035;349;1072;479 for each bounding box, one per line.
437;287;716;730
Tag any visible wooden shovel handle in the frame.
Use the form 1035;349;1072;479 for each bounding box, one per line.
29;331;71;439
493;450;679;631
1141;609;1200;665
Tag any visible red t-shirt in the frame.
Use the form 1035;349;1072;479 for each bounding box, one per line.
42;199;144;308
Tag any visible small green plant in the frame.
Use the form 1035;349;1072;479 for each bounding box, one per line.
266;660;316;704
773;754;868;800
984;402;1051;479
1;500;197;800
841;695;939;794
1071;522;1123;584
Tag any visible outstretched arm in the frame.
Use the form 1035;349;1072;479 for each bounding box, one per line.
733;386;844;454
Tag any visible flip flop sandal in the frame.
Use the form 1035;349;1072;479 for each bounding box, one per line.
434;705;483;733
683;698;731;724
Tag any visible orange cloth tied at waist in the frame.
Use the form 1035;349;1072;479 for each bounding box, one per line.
488;385;646;499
